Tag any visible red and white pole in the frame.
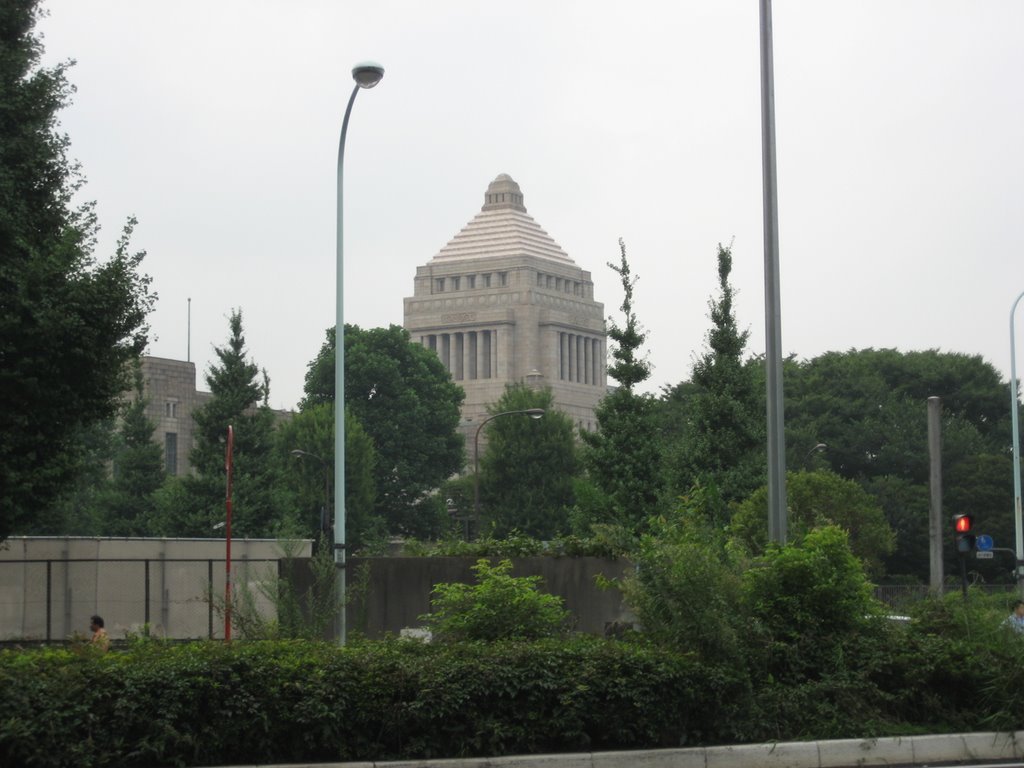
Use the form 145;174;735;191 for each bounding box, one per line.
225;425;234;642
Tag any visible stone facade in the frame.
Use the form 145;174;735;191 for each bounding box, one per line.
404;175;606;458
138;356;211;477
136;356;291;477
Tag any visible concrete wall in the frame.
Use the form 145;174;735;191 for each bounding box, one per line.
0;537;310;641
0;539;633;642
346;556;635;639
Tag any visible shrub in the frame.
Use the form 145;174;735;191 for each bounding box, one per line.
0;638;719;767
619;488;747;666
420;558;569;642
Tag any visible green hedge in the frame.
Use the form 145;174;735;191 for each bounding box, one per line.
0;637;743;768
6;605;1024;768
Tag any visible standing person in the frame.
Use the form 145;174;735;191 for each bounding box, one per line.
1005;601;1024;634
89;615;110;651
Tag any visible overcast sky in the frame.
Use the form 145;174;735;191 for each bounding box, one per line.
37;1;1024;411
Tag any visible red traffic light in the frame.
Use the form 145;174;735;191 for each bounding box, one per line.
953;514;973;533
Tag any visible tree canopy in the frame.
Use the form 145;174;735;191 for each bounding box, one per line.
731;469;895;578
478;384;577;539
303;324;465;537
0;0;154;539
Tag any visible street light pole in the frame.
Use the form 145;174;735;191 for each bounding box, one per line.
335;62;383;645
473;408;545;536
1010;290;1024;594
760;0;787;544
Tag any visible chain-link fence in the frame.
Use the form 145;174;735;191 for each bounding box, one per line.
0;557;281;643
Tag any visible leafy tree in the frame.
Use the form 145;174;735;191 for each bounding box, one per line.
478;384;577;539
0;2;155;539
49;419;118;536
783;349;1008;483
664;243;763;518
731;469;895;578
420;558;569;642
780;348;1014;580
861;475;930;581
274;402;380;552
169;310;285;537
946;453;1017;583
303;324;465;538
579;240;663;532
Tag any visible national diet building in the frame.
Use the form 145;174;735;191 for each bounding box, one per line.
404;174;607;456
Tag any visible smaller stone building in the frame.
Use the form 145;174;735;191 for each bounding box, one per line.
139;356;211;477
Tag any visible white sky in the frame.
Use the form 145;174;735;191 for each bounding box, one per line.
37;1;1024;411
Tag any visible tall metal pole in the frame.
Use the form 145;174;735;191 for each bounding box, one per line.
760;0;787;543
335;63;383;645
1010;290;1024;594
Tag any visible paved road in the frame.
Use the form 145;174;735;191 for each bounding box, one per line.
215;730;1024;768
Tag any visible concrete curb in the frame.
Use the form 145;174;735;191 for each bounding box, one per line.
225;730;1024;768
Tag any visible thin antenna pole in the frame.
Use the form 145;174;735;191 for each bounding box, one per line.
187;297;192;362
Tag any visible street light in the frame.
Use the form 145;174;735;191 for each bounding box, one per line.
804;442;827;469
335;61;383;645
473;408;545;535
290;449;331;537
1010;289;1024;593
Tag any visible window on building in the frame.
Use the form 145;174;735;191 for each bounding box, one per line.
165;432;178;475
483;273;492;287
574;282;581;295
467;275;476;289
452;276;460;290
165;401;177;418
537;273;544;286
499;272;508;286
436;277;445;293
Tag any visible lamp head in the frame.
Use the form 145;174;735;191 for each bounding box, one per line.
352;62;385;89
525;408;545;420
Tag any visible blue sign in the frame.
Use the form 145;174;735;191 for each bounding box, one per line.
976;534;994;551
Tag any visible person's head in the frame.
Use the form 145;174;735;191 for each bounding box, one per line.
1012;601;1024;618
89;615;104;631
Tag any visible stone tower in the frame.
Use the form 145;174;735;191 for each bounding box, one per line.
404;174;606;457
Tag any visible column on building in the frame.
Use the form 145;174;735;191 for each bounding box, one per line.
467;331;478;379
583;335;591;384
568;335;576;382
440;334;451;372
455;333;465;380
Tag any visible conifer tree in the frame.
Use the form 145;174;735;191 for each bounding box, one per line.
174;310;282;537
666;243;764;519
580;240;664;531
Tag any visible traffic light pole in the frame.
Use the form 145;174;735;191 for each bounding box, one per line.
953;514;976;600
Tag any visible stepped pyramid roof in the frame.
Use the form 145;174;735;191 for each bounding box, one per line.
430;174;575;266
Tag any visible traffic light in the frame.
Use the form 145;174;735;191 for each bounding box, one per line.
953;514;976;553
